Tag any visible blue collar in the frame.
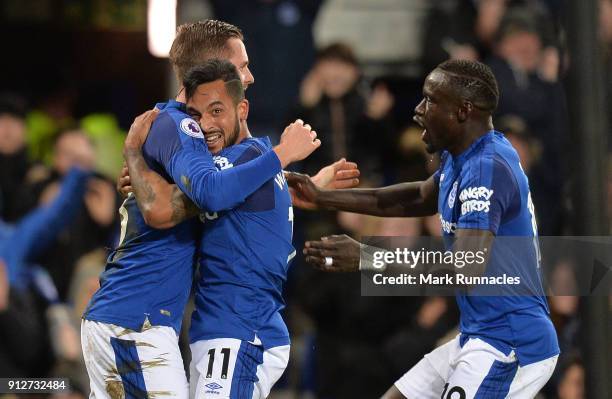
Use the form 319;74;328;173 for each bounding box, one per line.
155;99;186;112
451;130;497;167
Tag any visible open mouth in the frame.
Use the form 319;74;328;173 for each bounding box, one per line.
413;116;427;141
204;132;223;147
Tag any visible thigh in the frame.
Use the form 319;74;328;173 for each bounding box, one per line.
444;338;518;399
81;319;188;399
507;355;558;399
393;335;459;399
190;338;263;399
252;345;290;399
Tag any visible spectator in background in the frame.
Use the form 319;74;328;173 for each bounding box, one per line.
0;166;89;379
20;129;118;300
210;0;324;135
496;114;542;174
0;95;34;222
600;0;612;152
421;0;481;72
486;7;567;234
289;42;395;179
422;0;561;72
553;354;585;399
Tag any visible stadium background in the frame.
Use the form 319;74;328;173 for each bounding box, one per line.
0;0;609;398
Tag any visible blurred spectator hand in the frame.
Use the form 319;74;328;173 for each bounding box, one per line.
124;108;159;152
85;178;116;227
47;304;81;361
0;113;26;155
54;131;96;173
476;0;508;45
450;44;479;62
300;69;324;108
366;84;395;120
538;46;560;82
0;259;8;311
417;297;448;329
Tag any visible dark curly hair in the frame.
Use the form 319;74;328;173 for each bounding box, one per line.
436;59;500;112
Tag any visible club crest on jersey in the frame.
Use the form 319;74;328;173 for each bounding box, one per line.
448;181;458;208
180;118;204;138
213;156;233;170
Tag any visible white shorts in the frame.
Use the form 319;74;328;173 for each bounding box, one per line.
395;334;557;399
189;338;289;399
81;319;189;399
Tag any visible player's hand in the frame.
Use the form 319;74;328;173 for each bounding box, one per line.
117;162;132;198
124;108;159;152
311;158;360;189
286;171;321;210
274;119;321;168
303;234;361;272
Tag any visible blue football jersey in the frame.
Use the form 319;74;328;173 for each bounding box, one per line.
190;137;295;349
85;101;283;334
436;130;559;365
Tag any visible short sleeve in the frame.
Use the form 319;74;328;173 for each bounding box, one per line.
456;157;518;234
142;112;209;181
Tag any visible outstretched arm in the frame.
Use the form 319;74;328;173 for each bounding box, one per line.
303;228;493;276
124;110;321;228
5;167;89;282
287;172;439;217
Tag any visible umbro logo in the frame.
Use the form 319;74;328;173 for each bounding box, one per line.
205;382;223;390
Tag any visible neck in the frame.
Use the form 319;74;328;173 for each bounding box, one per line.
236;119;252;144
175;86;186;103
447;116;493;156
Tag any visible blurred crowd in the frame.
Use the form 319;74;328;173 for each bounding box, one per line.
1;0;611;398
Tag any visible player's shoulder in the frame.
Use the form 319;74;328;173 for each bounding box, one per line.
150;101;204;140
225;137;272;165
463;135;517;185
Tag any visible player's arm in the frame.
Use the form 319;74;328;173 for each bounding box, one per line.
165;120;319;213
125;157;359;229
302;228;494;275
124;111;320;227
286;172;439;217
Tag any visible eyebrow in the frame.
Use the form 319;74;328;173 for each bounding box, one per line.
207;100;224;108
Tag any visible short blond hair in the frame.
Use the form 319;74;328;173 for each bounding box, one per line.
169;20;243;82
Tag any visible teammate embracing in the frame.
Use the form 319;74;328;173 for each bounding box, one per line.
288;59;559;398
82;21;320;399
83;20;358;399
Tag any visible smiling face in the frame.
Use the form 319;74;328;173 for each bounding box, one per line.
186;79;248;154
414;70;464;154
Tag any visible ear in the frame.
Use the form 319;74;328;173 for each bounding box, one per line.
457;101;473;123
238;99;249;121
